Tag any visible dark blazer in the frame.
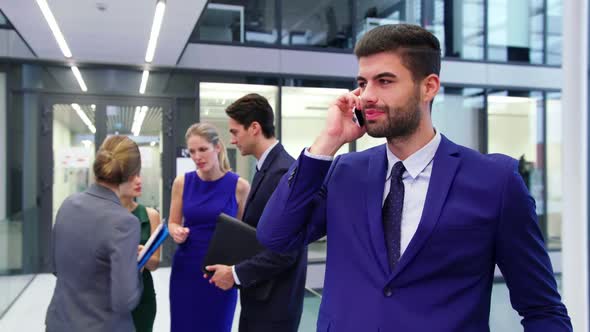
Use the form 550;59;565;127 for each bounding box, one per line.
235;143;307;329
258;136;571;332
45;184;143;332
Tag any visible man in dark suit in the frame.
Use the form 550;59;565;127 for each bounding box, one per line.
205;93;307;332
257;24;571;331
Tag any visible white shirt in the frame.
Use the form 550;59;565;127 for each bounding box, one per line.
232;141;280;285
305;131;441;257
384;131;441;255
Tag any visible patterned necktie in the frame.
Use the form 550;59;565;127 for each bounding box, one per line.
382;161;406;271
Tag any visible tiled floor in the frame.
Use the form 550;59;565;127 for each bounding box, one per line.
0;267;528;332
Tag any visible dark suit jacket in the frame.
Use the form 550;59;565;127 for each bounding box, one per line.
45;184;143;332
235;143;307;324
258;135;571;332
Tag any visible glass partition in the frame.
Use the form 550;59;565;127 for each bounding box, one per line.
487;90;546;231
191;0;277;45
281;0;352;48
355;0;421;42
487;0;544;64
546;0;562;65
281;86;350;158
546;92;561;249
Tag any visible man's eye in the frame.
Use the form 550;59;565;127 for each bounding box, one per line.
358;82;366;88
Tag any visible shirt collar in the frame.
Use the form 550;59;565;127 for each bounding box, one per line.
257;141;279;171
385;130;441;180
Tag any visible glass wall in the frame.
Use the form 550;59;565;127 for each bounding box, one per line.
281;86;350;157
191;0;277;45
546;92;561;249
422;0;485;60
281;0;352;48
487;90;546;232
546;0;562;65
432;87;485;150
199;82;279;181
487;0;545;64
190;0;561;64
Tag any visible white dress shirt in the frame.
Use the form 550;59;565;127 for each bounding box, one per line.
305;131;441;257
231;141;280;285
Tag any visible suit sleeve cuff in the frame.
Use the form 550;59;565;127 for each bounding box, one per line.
232;265;241;285
304;147;334;161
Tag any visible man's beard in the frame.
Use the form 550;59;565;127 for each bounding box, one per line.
365;91;421;140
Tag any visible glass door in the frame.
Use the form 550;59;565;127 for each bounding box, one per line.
39;95;174;272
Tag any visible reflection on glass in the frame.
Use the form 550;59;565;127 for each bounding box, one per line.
546;92;561;249
487;91;546;227
432;87;485;151
281;0;352;48
105;105;163;213
422;0;484;59
487;0;544;64
52;104;96;224
281;86;349;158
355;0;421;42
546;0;562;65
192;0;277;45
199;82;279;181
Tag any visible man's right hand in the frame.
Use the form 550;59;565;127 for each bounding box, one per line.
309;88;366;156
171;225;190;244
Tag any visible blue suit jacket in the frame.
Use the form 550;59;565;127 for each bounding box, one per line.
258;135;571;332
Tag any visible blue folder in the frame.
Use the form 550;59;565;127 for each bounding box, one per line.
137;221;169;270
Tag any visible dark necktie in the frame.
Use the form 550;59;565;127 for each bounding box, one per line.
382;161;406;271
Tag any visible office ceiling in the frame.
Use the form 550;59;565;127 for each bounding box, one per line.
0;0;207;66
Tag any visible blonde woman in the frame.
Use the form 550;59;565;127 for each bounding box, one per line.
168;123;250;332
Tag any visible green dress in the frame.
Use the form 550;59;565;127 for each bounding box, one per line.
131;204;157;332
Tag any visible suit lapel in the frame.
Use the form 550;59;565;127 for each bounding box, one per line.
366;144;390;276
243;144;282;217
390;135;460;280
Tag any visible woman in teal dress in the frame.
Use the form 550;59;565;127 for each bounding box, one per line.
120;173;161;332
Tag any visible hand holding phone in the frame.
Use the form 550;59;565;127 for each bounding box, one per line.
353;107;365;127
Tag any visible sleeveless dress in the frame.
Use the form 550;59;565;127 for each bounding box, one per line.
169;171;239;332
131;204;157;332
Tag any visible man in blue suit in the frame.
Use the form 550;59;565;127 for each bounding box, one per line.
206;93;307;332
257;24;571;331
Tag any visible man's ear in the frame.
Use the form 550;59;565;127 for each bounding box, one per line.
249;121;261;136
421;74;440;104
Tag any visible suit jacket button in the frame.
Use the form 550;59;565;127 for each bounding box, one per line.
383;287;392;297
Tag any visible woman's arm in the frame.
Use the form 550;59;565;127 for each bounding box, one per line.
169;175;189;243
235;177;250;220
144;207;161;271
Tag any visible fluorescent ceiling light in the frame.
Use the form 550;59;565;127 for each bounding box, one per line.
145;1;166;63
71;66;87;92
36;0;72;58
139;70;149;94
71;103;96;134
132;106;149;136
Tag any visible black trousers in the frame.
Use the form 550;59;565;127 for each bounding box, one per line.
238;316;300;332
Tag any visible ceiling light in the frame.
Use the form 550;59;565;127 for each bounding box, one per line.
36;0;72;58
71;103;96;134
132;106;149;136
150;141;157;147
145;1;166;63
139;70;149;94
71;66;87;92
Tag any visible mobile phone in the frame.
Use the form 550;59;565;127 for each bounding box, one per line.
353;107;365;127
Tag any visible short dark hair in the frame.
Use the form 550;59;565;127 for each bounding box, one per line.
354;24;441;82
225;93;275;138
